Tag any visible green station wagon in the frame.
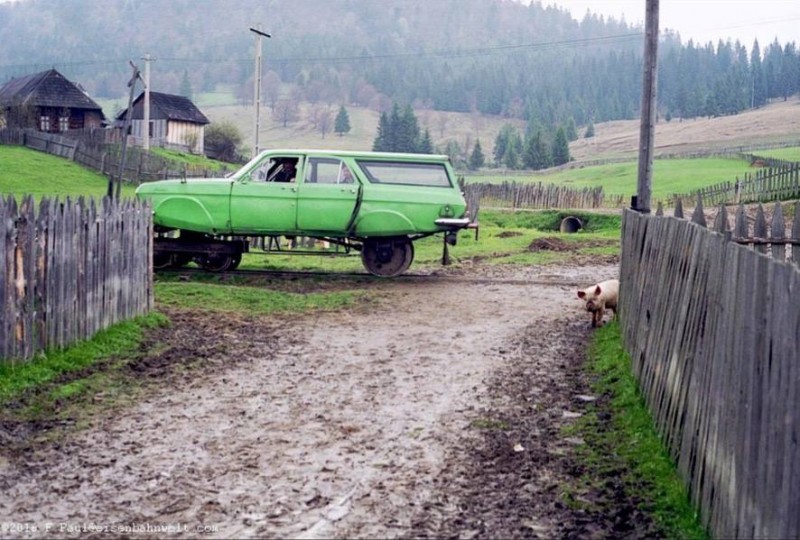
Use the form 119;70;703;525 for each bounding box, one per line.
135;149;476;276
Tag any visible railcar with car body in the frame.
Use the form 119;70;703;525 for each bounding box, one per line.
135;149;477;276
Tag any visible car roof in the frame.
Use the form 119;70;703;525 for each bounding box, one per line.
258;149;451;162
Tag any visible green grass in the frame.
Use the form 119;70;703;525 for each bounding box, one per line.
755;146;800;162
0;146;137;200
149;146;230;172
154;281;362;313
0;313;167;403
569;321;708;539
464;157;757;200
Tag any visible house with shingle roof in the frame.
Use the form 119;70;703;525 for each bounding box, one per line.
116;91;210;154
0;69;105;132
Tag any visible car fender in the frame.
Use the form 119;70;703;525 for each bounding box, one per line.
153;196;218;233
354;209;416;235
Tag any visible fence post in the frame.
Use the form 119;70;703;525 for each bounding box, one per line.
771;202;786;261
792;202;800;267
754;204;767;254
691;193;707;228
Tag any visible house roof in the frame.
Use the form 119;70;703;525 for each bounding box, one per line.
117;91;209;125
0;69;104;116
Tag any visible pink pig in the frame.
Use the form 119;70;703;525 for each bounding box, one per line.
577;279;619;328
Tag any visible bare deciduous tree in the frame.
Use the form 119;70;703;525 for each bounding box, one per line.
273;98;300;127
309;104;332;138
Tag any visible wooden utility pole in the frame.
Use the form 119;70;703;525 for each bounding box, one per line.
635;0;659;214
249;26;271;158
109;61;142;200
141;53;155;151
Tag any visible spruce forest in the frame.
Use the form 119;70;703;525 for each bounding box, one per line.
1;0;798;135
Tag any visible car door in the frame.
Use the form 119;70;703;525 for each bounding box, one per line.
229;154;302;234
295;156;360;233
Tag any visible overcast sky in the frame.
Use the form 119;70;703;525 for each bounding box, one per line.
550;0;800;48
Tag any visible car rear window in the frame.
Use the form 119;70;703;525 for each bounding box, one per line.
355;161;452;187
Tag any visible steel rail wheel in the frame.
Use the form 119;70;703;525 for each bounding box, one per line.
194;252;242;272
360;237;414;277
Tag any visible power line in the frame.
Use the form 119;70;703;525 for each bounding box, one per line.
0;32;643;72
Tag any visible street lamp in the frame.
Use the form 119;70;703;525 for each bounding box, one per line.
250;26;271;158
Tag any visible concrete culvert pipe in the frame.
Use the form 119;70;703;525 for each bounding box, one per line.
559;216;583;233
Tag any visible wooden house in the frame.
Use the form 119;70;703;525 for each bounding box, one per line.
0;69;105;132
116;91;210;154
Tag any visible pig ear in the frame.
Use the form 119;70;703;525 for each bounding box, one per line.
594;285;602;295
577;290;586;299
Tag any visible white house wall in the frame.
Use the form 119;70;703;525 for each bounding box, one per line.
166;120;205;154
129;119;205;154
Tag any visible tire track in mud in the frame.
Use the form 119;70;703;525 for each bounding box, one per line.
0;264;619;539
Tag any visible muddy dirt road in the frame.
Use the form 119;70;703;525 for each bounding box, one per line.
0;261;626;539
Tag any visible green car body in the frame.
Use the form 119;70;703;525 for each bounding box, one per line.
135;149;474;276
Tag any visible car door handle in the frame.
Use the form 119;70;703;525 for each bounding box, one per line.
342;188;356;194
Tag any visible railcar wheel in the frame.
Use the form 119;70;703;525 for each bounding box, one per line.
361;238;414;277
195;252;240;272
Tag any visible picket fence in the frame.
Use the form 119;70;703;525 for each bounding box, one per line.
0;196;153;362
669;162;800;208
462;181;624;210
619;201;799;539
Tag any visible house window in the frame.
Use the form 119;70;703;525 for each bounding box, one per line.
40;115;50;132
148;121;154;138
59;116;70;132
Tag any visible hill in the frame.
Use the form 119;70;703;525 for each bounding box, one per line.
203;101;526;161
570;97;800;162
202;96;800;164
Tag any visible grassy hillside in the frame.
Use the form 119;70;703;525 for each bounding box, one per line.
0;146;136;200
464;157;760;200
202;101;524;159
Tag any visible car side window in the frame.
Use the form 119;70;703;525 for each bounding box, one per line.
252;159;275;182
305;158;354;185
338;164;354;184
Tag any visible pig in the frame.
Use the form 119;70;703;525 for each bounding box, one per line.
577;279;619;328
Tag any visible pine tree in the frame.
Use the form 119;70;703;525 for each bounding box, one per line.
468;139;485;170
418;128;434;154
565;117;578;141
523;130;551;170
372;112;390;151
503;139;521;169
372;103;423;152
334;105;351;137
584;120;595;138
493;124;517;167
551;126;571;166
397;104;421;152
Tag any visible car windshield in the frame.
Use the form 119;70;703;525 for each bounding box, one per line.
355;161;452;187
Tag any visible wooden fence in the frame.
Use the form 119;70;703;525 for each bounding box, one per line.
462;181;625;210
619;202;799;539
669;162;800;208
0;128;234;184
0;196;153;362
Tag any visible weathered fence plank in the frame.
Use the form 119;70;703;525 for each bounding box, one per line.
0;196;152;362
620;207;799;539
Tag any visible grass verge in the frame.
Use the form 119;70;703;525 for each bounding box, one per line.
572;320;708;539
0;313;168;404
154;281;363;313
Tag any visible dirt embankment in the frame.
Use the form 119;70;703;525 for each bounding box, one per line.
0;261;646;539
